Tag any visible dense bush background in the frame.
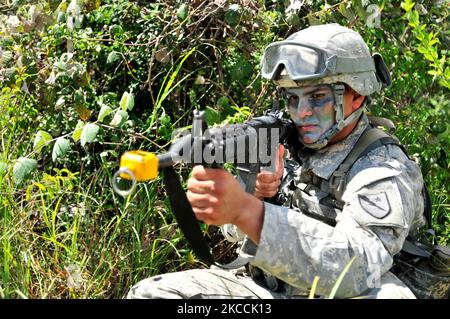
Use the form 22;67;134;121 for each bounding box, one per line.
0;0;448;298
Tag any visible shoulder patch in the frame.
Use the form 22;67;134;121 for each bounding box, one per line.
358;192;391;219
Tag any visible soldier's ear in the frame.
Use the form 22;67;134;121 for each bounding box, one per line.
353;95;366;110
345;85;366;110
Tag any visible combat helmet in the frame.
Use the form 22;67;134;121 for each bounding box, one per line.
261;23;391;149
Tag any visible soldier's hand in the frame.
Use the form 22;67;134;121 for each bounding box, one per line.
187;166;265;243
254;144;284;199
187;166;245;225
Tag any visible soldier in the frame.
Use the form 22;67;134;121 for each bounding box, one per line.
128;23;426;299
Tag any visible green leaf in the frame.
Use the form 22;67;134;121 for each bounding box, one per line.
428;69;440;76
107;51;120;64
80;123;100;147
120;91;128;111
55;71;69;82
225;4;242;27
417;45;427;54
60;52;74;64
54;52;74;70
110;110;129;127
52;137;70;162
0;161;6;175
119;91;134;111
230;59;253;81
205;106;221;125
424;52;435;62
33;130;53;153
401;0;415;12
55;97;65;109
352;1;367;20
177;3;188;21
109;25;124;38
72;121;85;142
0;51;13;66
56;11;66;23
126;92;135;111
217;96;230;108
339;3;356;22
407;10;420;27
98;104;113;122
157;111;173;139
74;89;85;106
13;157;37;185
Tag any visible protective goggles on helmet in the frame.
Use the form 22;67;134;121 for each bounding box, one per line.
261;41;376;81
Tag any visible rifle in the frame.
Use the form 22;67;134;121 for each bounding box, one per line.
113;109;299;266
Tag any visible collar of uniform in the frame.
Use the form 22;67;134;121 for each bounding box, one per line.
302;114;369;180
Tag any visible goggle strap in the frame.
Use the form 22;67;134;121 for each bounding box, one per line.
330;56;376;74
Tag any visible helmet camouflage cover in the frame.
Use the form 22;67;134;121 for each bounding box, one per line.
261;23;390;96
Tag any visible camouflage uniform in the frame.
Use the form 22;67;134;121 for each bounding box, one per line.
127;114;425;299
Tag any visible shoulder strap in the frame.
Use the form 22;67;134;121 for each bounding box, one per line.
329;127;398;202
327;127;435;245
319;126;437;258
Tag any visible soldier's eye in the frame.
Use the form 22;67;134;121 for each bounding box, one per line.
311;93;326;99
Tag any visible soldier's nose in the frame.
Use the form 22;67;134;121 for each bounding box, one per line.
298;101;313;119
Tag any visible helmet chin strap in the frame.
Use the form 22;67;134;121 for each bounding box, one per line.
300;83;364;150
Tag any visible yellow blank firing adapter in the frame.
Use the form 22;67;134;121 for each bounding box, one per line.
119;150;159;181
112;150;159;197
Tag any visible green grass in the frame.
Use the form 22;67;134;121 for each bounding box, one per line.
0;161;199;298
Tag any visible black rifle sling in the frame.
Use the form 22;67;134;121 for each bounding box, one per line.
162;166;215;265
162;166;252;269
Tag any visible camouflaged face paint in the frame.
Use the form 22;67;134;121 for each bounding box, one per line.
286;85;336;144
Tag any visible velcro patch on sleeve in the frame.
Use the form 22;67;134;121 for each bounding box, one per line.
343;178;407;228
358;192;390;219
